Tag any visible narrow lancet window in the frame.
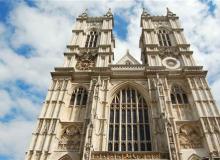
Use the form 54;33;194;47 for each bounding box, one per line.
157;29;172;46
70;87;88;107
170;85;189;105
85;31;98;48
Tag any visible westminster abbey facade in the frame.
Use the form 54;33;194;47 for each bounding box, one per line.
25;8;220;160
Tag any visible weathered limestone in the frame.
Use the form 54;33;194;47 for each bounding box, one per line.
25;8;220;160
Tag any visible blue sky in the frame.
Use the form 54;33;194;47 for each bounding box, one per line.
0;0;220;160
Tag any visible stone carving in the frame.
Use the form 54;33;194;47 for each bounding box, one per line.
58;125;82;151
162;57;180;69
179;124;203;149
154;21;171;29
158;46;179;59
88;22;101;29
167;122;177;160
78;9;88;19
56;81;62;90
59;154;72;160
188;154;201;160
155;118;165;134
91;151;169;159
76;52;97;70
42;120;50;134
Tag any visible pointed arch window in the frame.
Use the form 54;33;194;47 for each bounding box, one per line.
157;29;172;46
108;87;151;151
70;87;88;107
170;85;189;105
85;31;98;48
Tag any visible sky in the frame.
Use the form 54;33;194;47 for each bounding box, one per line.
0;0;220;160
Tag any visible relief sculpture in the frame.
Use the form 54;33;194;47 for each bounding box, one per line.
76;52;97;70
179;124;203;149
58;125;82;151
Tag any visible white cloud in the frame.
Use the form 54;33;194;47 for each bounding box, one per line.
0;118;35;160
0;90;13;117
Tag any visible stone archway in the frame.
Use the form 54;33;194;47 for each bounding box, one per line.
188;154;201;160
58;154;72;160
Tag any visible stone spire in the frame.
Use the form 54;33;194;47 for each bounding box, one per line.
126;49;130;55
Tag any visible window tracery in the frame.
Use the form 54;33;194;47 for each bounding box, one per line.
108;87;151;152
85;31;98;48
70;87;88;107
170;85;189;105
157;29;172;46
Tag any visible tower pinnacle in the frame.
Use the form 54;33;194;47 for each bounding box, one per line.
79;8;88;18
166;7;176;17
141;7;150;17
105;8;113;17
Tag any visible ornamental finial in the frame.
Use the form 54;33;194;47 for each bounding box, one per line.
79;8;88;18
126;49;130;55
106;8;113;16
142;7;150;17
166;7;175;17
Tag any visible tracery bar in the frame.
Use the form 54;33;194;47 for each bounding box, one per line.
108;87;151;151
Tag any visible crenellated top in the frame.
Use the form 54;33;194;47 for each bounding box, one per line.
141;7;179;23
76;8;113;21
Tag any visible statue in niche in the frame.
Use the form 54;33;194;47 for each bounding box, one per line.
76;52;97;70
58;125;82;151
179;124;203;149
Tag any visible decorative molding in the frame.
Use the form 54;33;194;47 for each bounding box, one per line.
178;124;203;149
76;51;97;70
91;151;169;159
58;124;83;151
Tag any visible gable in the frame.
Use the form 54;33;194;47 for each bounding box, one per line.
116;50;140;65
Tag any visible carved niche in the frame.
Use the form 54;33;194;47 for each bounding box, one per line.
75;51;97;70
58;125;82;151
178;124;203;149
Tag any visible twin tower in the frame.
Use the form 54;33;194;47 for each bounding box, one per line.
25;8;220;160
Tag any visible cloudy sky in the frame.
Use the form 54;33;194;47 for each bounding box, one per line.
0;0;220;159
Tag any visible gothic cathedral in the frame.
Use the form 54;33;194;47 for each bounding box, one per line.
25;8;220;160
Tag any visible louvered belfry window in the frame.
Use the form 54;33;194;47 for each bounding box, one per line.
108;87;151;151
70;87;88;107
157;29;172;46
170;85;189;105
85;31;98;48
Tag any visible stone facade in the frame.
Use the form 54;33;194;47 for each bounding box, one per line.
25;8;220;160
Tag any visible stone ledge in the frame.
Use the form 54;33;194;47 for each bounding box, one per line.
91;151;169;160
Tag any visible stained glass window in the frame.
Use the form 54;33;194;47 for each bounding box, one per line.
108;87;151;151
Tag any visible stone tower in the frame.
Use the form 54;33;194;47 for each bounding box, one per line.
25;8;220;160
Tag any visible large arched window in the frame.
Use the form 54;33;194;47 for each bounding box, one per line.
108;87;151;152
70;87;88;107
85;31;98;48
157;29;172;47
170;85;188;105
